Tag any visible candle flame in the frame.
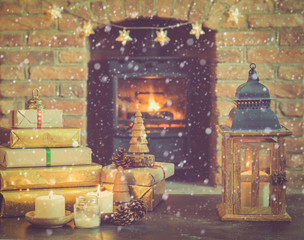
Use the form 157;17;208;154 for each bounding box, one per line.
49;190;53;199
97;185;101;193
246;161;250;168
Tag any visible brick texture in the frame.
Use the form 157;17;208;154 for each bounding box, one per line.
248;14;304;28
0;51;54;65
278;66;304;81
43;100;86;116
59;50;88;63
216;66;274;80
0;99;25;115
59;84;87;98
125;0;139;18
58;15;79;31
0;17;54;30
30;66;88;81
0;2;22;15
0;83;55;97
28;33;84;47
248;49;304;63
0;66;24;80
279;102;304;117
216;49;243;63
280;31;304;46
0;34;23;47
216;32;273;46
172;0;192;21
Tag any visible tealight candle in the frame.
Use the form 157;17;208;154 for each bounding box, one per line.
35;191;65;218
88;185;113;214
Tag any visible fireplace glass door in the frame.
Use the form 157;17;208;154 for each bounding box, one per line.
115;76;187;132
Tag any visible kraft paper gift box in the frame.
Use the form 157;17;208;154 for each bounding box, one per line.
103;179;165;212
0;163;102;191
0;146;92;168
0;127;81;148
0;187;98;217
9;109;63;128
102;162;175;186
102;162;174;211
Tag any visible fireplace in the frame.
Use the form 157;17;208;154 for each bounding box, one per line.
88;18;216;180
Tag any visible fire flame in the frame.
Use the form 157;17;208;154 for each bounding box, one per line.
147;96;160;112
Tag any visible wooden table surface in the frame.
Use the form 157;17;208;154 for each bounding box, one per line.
0;194;303;240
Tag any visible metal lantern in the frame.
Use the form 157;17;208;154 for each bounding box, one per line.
226;63;280;131
26;88;44;109
217;64;292;222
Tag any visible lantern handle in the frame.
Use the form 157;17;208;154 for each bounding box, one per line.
249;63;256;69
32;88;40;98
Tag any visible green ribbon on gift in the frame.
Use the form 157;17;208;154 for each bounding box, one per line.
45;148;51;167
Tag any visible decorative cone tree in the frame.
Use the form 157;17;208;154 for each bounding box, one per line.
128;111;149;154
113;166;131;205
125;110;155;167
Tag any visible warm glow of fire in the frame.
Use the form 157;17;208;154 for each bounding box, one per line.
147;96;160;112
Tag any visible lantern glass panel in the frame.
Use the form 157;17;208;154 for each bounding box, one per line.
238;141;273;210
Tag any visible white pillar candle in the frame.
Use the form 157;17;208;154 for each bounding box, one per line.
35;191;65;218
241;171;270;207
87;185;114;214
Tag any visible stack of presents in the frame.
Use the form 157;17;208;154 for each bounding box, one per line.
0;89;174;218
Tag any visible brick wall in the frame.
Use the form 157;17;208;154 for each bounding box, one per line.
0;0;303;187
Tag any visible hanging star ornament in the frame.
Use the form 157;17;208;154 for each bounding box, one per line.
115;28;132;46
46;5;63;21
190;23;205;40
227;8;240;25
79;21;94;38
154;29;170;47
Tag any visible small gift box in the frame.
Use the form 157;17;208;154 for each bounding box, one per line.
0;146;92;168
0;127;81;148
0;163;102;191
9;109;63;128
102;162;174;211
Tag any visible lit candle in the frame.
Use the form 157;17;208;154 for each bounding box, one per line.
241;171;270;207
88;185;113;214
35;191;65;218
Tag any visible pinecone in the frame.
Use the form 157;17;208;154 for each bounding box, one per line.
113;204;134;226
128;199;147;222
112;148;130;168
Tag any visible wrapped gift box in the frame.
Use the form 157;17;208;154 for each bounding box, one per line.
104;179;165;212
0;127;80;148
9;109;63;128
0;163;101;191
0;187;97;217
102;162;174;186
102;162;174;211
0;146;92;168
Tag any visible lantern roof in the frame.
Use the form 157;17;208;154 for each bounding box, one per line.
226;63;281;131
235;63;271;100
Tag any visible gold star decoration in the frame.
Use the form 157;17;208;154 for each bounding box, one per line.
190;23;205;40
227;8;240;25
154;29;170;47
79;21;94;38
46;5;63;21
115;28;133;46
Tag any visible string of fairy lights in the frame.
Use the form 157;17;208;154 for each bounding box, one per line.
44;3;241;46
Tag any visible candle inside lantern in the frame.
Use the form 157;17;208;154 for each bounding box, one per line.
87;185;113;214
35;191;65;218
